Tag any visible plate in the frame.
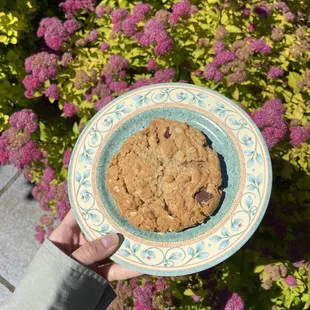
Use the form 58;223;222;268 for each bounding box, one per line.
68;83;272;276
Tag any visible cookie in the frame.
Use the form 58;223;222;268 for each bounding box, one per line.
106;118;222;232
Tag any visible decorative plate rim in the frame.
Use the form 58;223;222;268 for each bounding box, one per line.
68;83;272;276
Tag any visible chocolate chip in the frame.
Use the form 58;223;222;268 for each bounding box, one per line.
195;188;213;206
164;127;171;139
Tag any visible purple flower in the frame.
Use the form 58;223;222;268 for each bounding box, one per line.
262;124;287;149
9;109;38;133
109;55;129;73
59;0;95;18
121;15;139;36
63;103;79;118
147;58;158;72
290;127;309;147
203;63;223;82
285;275;297;287
151;68;175;83
213;41;226;54
154;34;173;55
63;19;79;34
250;39;271;55
111;8;128;24
133;281;154;308
23;75;42;92
100;42;110;52
253;5;271;17
286;12;295;21
87;29;98;42
63;150;72;165
45;84;59;100
213;51;235;67
267;67;284;79
109;81;128;93
94;96;114;111
19;141;42;170
274;2;290;13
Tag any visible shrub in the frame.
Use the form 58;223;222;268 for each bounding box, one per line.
1;0;310;309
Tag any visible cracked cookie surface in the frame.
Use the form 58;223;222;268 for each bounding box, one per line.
106;118;222;232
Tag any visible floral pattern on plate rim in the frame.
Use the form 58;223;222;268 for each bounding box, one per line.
68;84;272;276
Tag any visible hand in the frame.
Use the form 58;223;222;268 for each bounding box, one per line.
49;210;142;281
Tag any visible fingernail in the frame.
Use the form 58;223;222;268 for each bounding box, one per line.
101;233;118;248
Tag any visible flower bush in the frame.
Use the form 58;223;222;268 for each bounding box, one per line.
1;0;310;309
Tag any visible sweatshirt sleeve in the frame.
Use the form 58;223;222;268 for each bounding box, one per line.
0;239;116;310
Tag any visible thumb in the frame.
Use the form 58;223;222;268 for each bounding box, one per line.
71;233;119;266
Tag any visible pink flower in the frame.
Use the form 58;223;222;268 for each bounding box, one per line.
192;295;201;302
63;150;72;165
243;8;251;16
35;225;46;244
285;275;297;287
133;2;151;19
109;81;129;93
248;24;256;32
0;136;9;165
45;84;59;100
268;67;284;79
286;12;295;21
224;292;244;310
20;141;43;169
290;127;309;147
170;0;191;25
63;19;79;34
147;58;158;72
100;42;110;52
213;41;226;54
131;78;150;90
111;8;128;24
155;277;168;292
61;53;73;66
9;109;38;133
274;2;290;13
23;75;42;92
56;200;71;220
94;96;114;111
133;281;154;308
63;103;80;118
121;15;139;36
42;166;55;183
213;51;235;67
154;35;173;55
37;17;71;51
262;124;287;149
88;29;99;42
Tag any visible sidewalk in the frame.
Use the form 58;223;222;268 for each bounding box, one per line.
0;165;42;305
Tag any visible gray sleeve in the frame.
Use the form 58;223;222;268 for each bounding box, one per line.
0;239;116;310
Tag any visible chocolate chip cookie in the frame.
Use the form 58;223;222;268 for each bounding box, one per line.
106;118;222;232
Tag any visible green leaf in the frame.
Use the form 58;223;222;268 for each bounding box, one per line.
288;72;303;90
39;122;48;142
253;265;265;273
184;289;195;296
226;25;242;33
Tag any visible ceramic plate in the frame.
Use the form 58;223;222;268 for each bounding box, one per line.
68;83;272;276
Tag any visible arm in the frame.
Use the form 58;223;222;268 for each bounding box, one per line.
1;239;116;310
1;210;141;310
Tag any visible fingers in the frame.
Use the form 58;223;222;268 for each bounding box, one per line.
61;210;80;229
71;233;119;266
99;263;143;281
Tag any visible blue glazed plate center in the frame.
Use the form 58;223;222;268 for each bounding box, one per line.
96;107;240;242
